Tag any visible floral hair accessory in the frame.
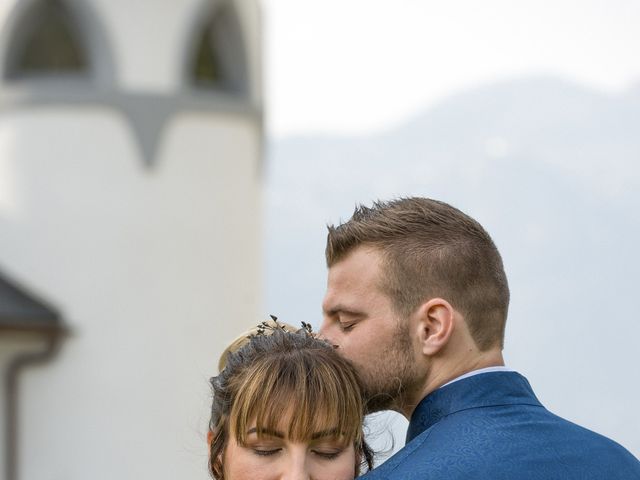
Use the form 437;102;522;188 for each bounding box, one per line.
217;315;315;372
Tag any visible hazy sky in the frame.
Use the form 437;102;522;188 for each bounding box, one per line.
263;1;640;458
264;0;640;137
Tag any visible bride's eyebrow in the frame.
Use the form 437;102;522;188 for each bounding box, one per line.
247;427;284;438
311;428;341;440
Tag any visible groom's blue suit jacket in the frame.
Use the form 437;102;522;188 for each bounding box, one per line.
362;372;640;479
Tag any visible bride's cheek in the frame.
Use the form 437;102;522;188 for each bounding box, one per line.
315;452;357;479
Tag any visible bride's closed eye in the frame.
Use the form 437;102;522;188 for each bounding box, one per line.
252;447;282;457
245;435;283;457
310;437;349;461
312;448;345;460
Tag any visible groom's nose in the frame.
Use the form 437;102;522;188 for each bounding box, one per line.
318;316;330;338
318;318;340;347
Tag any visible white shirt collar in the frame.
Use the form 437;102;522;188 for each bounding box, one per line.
440;366;513;389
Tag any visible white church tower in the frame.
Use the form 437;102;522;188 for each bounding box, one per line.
0;1;262;479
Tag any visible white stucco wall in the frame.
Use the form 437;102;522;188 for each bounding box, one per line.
0;110;261;480
0;1;263;479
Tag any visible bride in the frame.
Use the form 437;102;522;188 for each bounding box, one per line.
207;318;373;479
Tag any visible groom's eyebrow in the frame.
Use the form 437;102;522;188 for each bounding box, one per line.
247;427;284;438
324;304;364;317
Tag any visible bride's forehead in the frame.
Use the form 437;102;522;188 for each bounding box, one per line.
241;405;347;441
252;405;339;429
227;341;364;443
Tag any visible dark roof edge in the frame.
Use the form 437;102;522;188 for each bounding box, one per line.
0;268;63;328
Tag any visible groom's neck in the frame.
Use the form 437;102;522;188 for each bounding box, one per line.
398;348;505;419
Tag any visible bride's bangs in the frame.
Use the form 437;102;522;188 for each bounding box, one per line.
230;348;364;445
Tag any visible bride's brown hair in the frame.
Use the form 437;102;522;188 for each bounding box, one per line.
208;320;373;479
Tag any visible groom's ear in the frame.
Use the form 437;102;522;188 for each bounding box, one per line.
414;298;455;356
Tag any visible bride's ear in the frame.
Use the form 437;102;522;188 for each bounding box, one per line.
207;430;214;447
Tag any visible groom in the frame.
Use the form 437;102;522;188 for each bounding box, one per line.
319;197;640;479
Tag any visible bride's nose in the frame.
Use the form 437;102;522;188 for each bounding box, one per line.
280;449;311;480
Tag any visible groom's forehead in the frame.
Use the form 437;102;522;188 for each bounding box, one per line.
322;279;370;310
326;248;384;288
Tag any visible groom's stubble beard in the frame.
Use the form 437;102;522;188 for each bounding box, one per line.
360;319;422;414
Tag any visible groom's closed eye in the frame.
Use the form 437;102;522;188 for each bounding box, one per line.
339;318;358;331
334;311;365;331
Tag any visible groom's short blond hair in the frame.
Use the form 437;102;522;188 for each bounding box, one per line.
326;197;510;351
